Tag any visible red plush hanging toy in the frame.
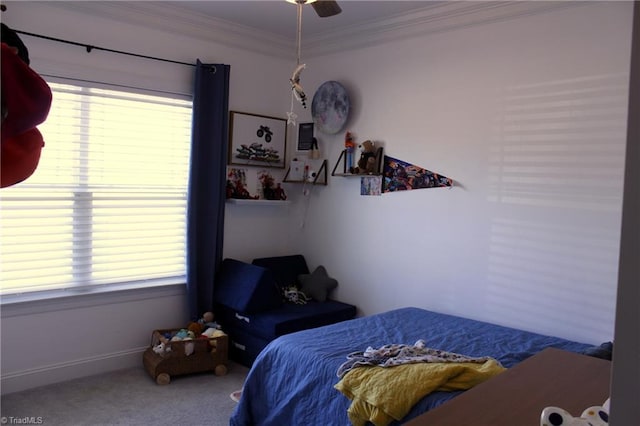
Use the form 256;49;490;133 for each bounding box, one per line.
1;22;52;188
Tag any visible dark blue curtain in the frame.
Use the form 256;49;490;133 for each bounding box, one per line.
186;61;230;320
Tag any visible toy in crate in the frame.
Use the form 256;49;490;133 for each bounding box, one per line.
143;311;229;385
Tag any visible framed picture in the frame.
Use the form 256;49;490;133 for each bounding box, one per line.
297;122;314;151
228;111;287;169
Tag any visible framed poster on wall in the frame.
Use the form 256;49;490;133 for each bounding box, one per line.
228;111;287;169
297;122;314;151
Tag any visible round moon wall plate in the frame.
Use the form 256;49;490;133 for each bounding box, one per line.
311;81;350;135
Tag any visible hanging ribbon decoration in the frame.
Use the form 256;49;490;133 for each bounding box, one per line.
287;1;307;126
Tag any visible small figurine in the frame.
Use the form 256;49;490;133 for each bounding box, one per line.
260;171;277;200
540;398;610;426
232;180;257;199
274;183;287;200
290;63;307;109
344;131;355;171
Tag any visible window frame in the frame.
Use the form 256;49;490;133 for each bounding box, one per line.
0;79;193;306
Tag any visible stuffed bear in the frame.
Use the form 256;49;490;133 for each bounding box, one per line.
352;140;377;174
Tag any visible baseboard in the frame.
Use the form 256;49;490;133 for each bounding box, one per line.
1;346;148;395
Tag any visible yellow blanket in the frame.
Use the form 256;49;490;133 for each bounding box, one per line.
334;359;506;426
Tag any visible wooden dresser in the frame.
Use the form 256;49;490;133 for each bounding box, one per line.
405;347;611;425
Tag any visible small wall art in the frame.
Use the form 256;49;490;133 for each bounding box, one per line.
361;176;382;196
297;122;314;151
311;81;350;135
229;111;287;169
288;159;305;181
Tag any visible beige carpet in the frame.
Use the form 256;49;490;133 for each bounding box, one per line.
1;362;249;426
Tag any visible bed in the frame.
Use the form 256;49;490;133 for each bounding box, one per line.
230;307;595;426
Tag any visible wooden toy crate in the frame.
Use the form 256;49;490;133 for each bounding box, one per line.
142;328;228;385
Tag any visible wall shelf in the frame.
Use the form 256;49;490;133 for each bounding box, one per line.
332;147;384;177
283;159;328;186
226;199;290;205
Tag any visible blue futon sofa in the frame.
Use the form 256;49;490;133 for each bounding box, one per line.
214;255;357;367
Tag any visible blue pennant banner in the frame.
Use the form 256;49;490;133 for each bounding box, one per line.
383;156;452;193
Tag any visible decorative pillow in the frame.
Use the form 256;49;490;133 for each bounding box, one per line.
298;265;338;302
214;258;281;313
252;255;309;289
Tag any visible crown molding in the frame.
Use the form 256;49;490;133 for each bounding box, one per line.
304;1;586;57
45;1;587;60
46;1;295;59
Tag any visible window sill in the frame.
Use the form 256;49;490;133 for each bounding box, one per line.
0;282;186;318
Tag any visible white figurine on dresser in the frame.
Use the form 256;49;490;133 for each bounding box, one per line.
541;398;610;426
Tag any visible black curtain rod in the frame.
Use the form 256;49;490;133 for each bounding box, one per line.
14;29;198;68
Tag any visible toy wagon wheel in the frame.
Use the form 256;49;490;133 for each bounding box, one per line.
214;364;228;376
156;373;171;385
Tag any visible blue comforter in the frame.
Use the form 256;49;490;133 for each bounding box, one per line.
230;307;593;426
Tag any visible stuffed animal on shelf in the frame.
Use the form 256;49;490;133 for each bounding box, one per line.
351;140;377;174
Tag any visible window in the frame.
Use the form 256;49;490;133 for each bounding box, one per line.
0;82;192;301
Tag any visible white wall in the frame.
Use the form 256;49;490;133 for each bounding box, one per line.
295;1;632;345
0;1;633;394
0;286;188;394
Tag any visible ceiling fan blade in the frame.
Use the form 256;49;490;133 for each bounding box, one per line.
311;0;342;18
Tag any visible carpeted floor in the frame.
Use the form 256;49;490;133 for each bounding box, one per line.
1;362;249;426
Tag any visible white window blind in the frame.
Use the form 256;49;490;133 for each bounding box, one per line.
0;82;192;300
